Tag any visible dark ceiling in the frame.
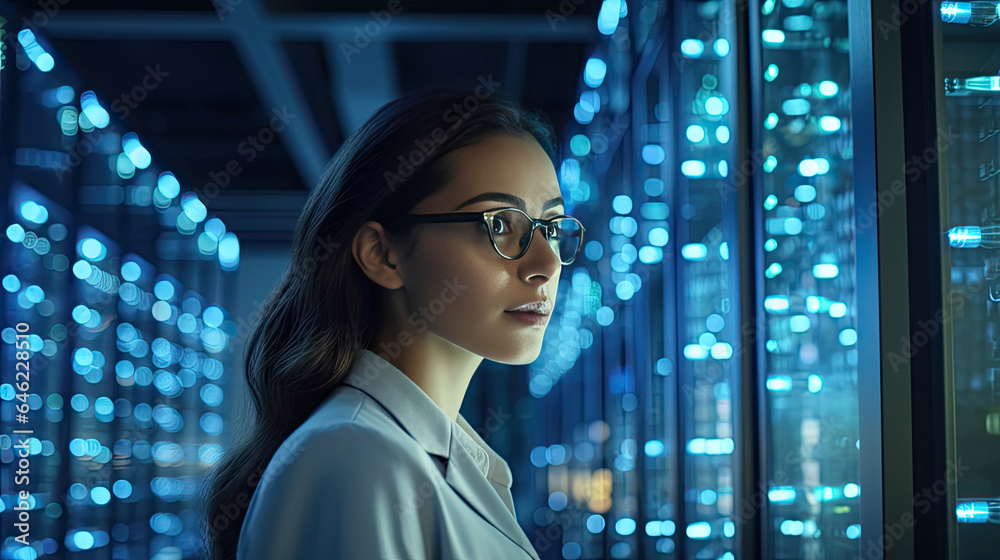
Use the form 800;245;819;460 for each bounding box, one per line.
18;0;601;239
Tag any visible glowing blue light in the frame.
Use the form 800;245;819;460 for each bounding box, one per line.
6;223;25;243
686;125;705;143
615;518;636;536
200;384;224;406
680;39;704;57
19;201;49;224
808;374;823;393
844;483;860;498
181;195;208;224
762;29;786;44
764;296;789;313
25;285;44;303
73;530;96;549
789;315;811;332
846;524;861;539
782;98;811;115
681;243;708;260
705;96;726;116
785;217;803;235
219;232;240;263
683;344;709;360
719;161;729;177
56;85;75;104
113;480;133;499
584;58;607;87
18;29;55;72
649;228;668;246
597;0;622;35
686;522;711;539
813;263;839;278
80;91;110;128
157;172;181;199
122;132;152;169
766;375;793;391
95;397;114;415
74;347;94;367
699;489;718;505
714;38;730;57
574;103;594;124
616;281;635;300
154;280;175;301
3;275;20;292
830;302;848;318
681;160;706;178
91;486;111;505
80;238;104;260
72;260;92;280
644;440;664;457
642;145;665;165
612;195;633;214
818;80;839;97
121;261;141;282
769;486;797;504
819;116;842;132
716;126;731;143
200;412;224;435
794;185;817;203
638;246;663;264
152;301;172;322
644;178;664;196
710;343;733;359
839;328;858;346
596;306;614;326
203;306;224;328
781;519;806;535
587;515;606;534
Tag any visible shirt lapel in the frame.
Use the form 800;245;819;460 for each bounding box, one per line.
341;350;540;560
444;422;541;560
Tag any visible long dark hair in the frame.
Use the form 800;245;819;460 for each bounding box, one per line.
200;87;557;559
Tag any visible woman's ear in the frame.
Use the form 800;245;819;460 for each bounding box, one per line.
351;221;403;289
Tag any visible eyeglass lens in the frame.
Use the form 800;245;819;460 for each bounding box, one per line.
491;209;582;263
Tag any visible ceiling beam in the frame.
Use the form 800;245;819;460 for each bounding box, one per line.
323;40;399;138
41;12;597;42
224;0;329;189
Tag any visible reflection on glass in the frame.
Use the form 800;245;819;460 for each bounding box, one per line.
757;0;860;557
940;9;1000;556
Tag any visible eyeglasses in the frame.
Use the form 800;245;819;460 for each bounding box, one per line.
387;207;586;265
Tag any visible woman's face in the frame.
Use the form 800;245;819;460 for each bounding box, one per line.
387;133;564;365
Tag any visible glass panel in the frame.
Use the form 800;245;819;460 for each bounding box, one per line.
670;1;742;557
1;26;238;559
756;0;861;557
938;2;1000;555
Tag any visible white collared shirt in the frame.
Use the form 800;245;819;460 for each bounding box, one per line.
236;349;541;560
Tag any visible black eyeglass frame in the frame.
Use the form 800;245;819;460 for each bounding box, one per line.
385;207;587;265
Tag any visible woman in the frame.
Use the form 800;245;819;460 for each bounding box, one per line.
202;87;586;559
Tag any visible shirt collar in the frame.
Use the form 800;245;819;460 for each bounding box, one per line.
341;348;511;486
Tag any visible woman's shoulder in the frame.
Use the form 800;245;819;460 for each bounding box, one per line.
264;384;430;479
